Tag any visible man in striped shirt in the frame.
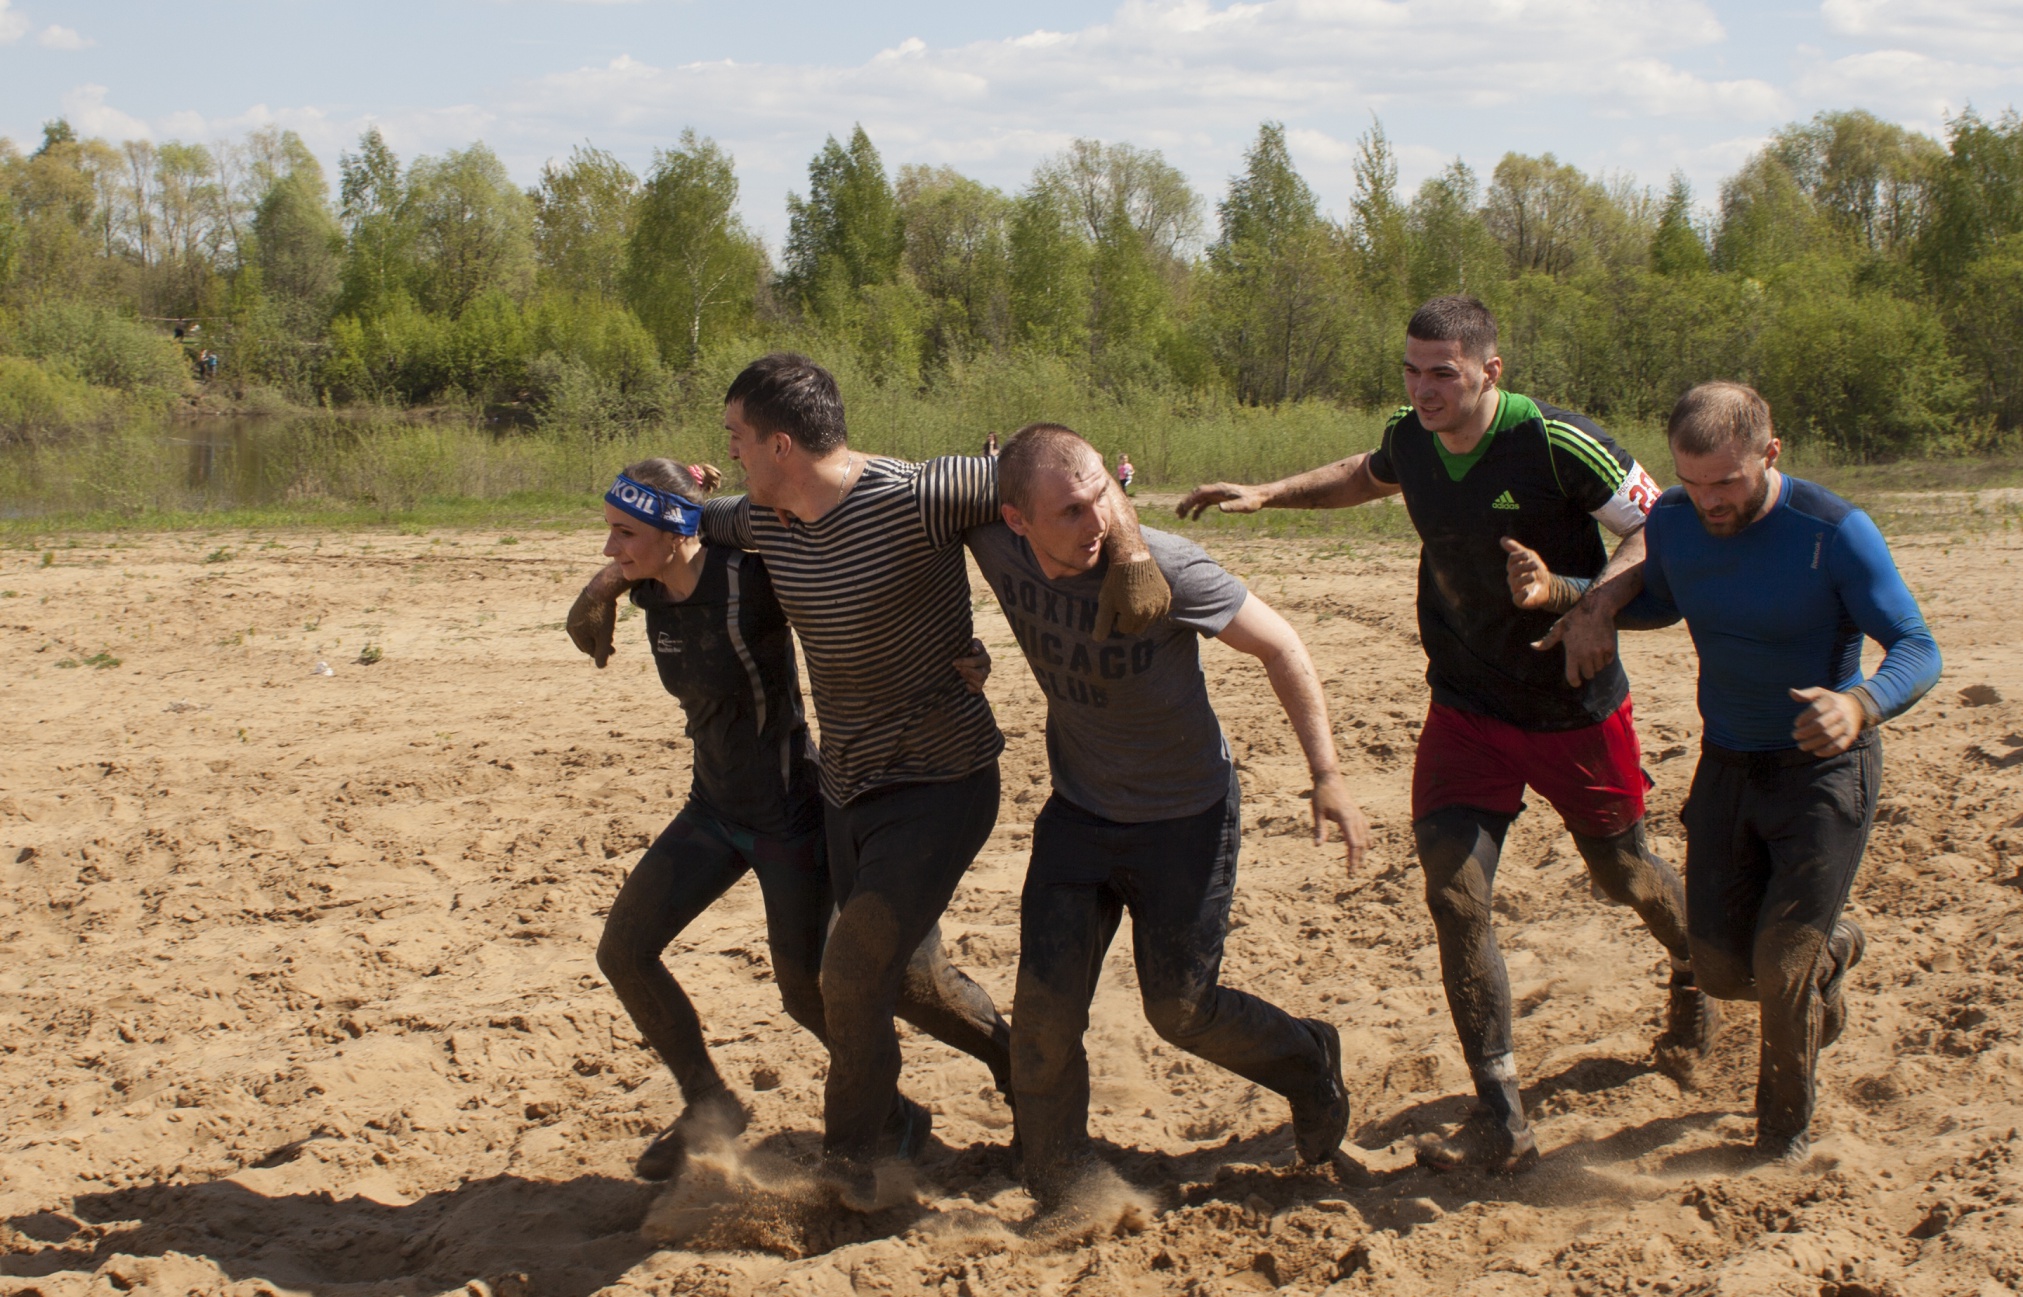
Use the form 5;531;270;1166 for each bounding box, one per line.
1178;296;1714;1175
571;354;1171;1206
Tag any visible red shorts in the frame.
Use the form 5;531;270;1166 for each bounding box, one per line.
1411;698;1649;838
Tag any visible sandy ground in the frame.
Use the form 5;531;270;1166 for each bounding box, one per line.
1;517;2021;1297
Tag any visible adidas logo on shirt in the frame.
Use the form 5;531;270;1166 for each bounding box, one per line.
1491;490;1520;510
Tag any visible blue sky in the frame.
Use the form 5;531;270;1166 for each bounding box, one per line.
4;0;2020;246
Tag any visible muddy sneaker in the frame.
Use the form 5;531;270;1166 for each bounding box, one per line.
1653;972;1723;1088
822;1155;884;1213
1820;919;1867;1050
1753;1128;1811;1165
1414;1117;1540;1176
1290;1018;1351;1165
635;1087;749;1182
883;1095;933;1163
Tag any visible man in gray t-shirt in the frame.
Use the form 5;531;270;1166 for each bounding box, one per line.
970;424;1372;1211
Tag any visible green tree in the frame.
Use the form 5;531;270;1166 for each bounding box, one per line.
402;143;535;315
1006;187;1090;357
1948;231;2023;428
1714;152;1831;276
1650;173;1710;275
337;128;408;315
1770;109;1942;256
896;164;1013;367
782;125;902;320
624;130;763;365
1405;160;1500;301
1207;122;1350;403
1033;138;1201;267
534;145;639;301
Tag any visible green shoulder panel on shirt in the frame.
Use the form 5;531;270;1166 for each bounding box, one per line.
1385;404;1413;432
1543;419;1627;491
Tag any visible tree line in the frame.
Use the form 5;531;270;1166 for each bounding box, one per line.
2;106;2021;459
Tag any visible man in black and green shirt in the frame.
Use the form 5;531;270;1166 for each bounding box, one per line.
1180;296;1714;1173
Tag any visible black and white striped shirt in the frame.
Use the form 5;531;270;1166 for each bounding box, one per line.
701;455;1003;806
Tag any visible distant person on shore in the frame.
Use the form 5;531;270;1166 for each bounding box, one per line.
984;430;1001;459
576;456;991;1183
1514;381;1939;1162
972;424;1365;1213
1116;451;1135;495
1178;295;1713;1175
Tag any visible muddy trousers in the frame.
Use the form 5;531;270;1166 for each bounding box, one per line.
1012;776;1332;1201
597;803;831;1104
1682;733;1880;1143
820;764;1013;1165
1416;806;1693;1139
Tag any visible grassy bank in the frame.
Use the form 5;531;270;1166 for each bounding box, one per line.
3;368;2020;542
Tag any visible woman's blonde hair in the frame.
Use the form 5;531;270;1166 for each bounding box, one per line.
622;458;724;499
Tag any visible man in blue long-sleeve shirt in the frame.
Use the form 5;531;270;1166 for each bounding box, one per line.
1512;380;1940;1161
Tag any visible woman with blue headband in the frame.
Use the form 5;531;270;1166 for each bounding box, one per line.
588;458;989;1182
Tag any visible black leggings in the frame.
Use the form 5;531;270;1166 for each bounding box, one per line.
820;764;1013;1164
1012;775;1328;1193
1416;806;1691;1132
597;804;830;1102
1682;734;1880;1141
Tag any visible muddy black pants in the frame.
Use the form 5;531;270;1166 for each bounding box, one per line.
820;764;1013;1165
1682;733;1879;1143
1011;775;1330;1198
1416;807;1692;1138
597;803;831;1103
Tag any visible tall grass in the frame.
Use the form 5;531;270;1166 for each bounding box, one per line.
0;348;2011;538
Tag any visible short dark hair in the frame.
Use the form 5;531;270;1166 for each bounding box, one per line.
1668;382;1773;456
724;353;846;454
1406;295;1498;362
998;422;1101;512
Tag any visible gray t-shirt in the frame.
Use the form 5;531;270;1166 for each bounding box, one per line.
966;523;1249;823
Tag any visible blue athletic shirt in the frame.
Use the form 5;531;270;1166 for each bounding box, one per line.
1627;475;1940;752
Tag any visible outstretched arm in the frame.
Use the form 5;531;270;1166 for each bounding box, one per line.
1177;452;1400;520
1214;593;1371;872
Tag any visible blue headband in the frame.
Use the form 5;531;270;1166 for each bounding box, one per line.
606;474;702;535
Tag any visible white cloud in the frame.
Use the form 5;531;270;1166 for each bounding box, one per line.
0;0;30;43
20;0;2020;247
38;23;90;49
59;84;153;141
1821;0;2023;64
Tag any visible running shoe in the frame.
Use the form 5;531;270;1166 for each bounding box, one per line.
1290;1018;1351;1165
885;1095;933;1162
823;1155;884;1213
634;1087;748;1182
1753;1128;1811;1165
1820;919;1867;1050
1415;1115;1540;1176
1654;971;1722;1088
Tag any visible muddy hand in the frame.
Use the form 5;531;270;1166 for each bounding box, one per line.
1094;554;1171;639
1502;537;1554;610
952;637;992;695
567;588;617;668
1790;686;1863;757
1177;482;1265;521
